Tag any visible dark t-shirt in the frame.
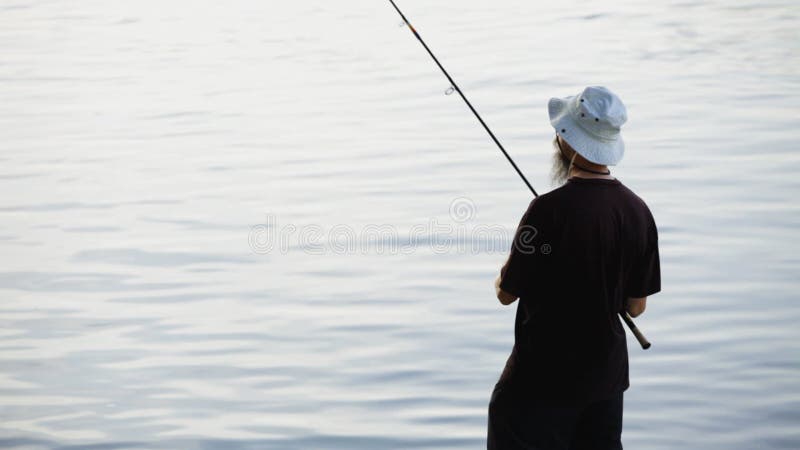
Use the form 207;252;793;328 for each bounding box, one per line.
498;177;660;406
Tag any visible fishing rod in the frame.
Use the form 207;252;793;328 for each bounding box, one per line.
388;0;651;350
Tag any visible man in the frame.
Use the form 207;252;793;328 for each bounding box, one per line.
487;86;661;450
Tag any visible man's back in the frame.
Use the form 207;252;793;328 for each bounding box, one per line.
488;86;660;450
498;177;660;405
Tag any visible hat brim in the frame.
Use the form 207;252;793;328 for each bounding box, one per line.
548;96;624;166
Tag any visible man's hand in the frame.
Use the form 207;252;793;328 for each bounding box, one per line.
495;274;518;305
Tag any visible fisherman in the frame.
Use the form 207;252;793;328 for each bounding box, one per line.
488;86;661;450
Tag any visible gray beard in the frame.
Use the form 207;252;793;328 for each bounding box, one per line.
550;139;572;186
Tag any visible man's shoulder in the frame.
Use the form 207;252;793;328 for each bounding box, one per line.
532;180;605;207
533;183;571;205
613;182;658;235
519;187;561;217
615;181;654;215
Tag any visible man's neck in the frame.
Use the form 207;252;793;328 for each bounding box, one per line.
569;167;614;180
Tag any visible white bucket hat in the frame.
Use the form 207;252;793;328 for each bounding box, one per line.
548;86;628;166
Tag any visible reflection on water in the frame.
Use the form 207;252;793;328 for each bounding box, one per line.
1;0;799;448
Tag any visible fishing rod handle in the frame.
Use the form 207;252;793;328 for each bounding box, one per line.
621;312;651;350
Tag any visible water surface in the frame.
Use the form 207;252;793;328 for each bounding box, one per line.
1;0;799;448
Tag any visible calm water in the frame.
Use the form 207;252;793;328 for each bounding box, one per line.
1;0;799;448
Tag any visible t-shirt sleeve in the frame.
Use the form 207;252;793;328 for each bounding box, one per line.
499;199;541;299
626;211;661;298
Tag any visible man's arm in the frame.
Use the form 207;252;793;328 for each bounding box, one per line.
625;207;659;317
495;198;539;306
627;297;647;317
495;274;518;305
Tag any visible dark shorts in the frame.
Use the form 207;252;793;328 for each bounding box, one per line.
487;382;624;450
